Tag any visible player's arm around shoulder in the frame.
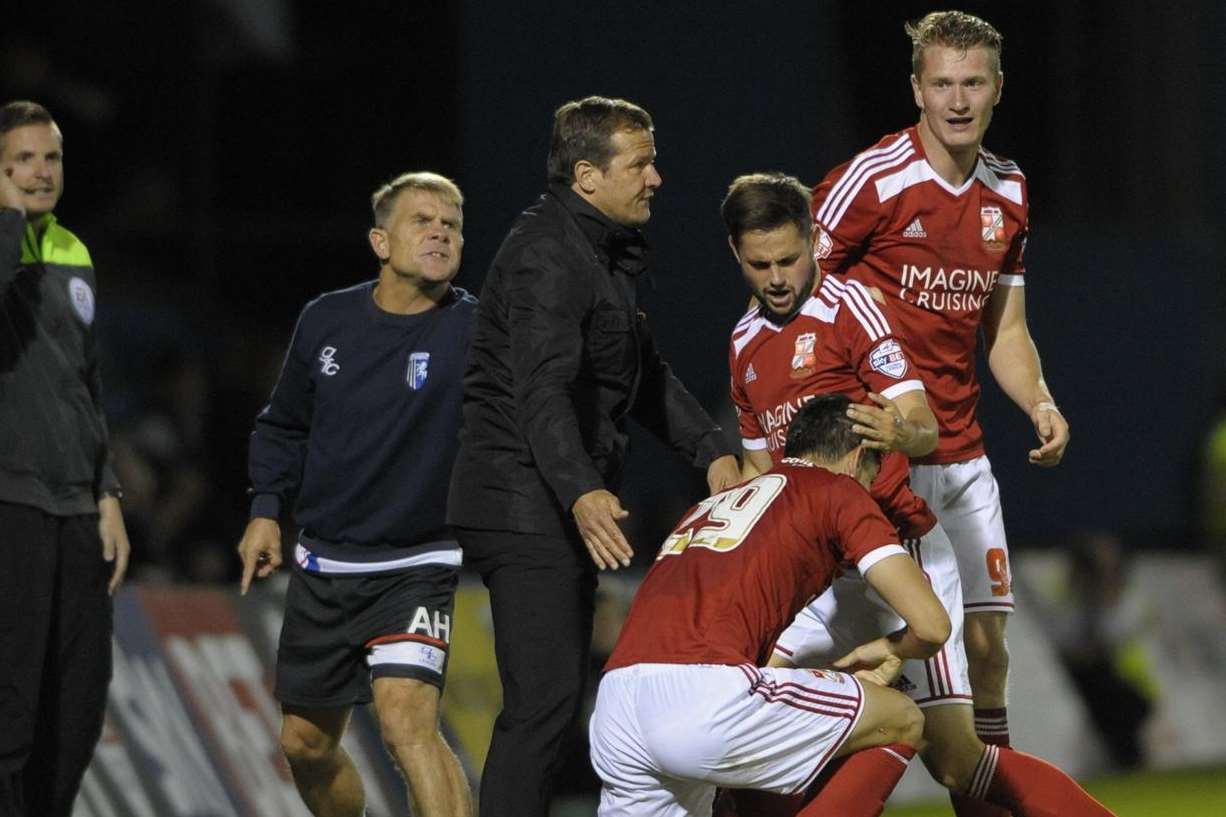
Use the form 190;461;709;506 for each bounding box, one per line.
983;283;1070;466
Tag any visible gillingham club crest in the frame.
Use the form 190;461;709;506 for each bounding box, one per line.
407;351;430;390
980;205;1008;253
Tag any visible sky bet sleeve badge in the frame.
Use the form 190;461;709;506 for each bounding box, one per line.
869;338;908;378
407;351;430;390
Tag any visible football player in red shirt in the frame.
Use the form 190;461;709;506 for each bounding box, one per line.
810;15;1070;813
719;174;1111;817
592;395;950;817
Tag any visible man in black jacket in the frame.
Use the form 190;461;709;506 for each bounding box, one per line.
447;96;740;817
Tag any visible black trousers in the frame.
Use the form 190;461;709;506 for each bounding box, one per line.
458;527;597;817
0;502;112;817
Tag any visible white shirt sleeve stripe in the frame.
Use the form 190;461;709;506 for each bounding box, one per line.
973;163;1025;205
880;380;924;400
822;144;916;230
732;319;772;358
823;274;882;336
742;437;769;451
857;544;908;576
817;137;914;228
840;295;883;341
997;274;1025;286
842;280;891;337
819;134;912;222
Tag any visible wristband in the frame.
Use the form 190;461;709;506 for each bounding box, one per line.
1033;401;1061;415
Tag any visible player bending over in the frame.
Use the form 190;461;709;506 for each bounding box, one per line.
590;394;950;817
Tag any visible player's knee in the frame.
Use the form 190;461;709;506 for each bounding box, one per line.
895;699;925;748
924;755;973;792
919;707;984;791
920;737;979;792
850;687;925;754
280;718;343;769
963;616;1009;683
965;638;1009;686
875;694;925;748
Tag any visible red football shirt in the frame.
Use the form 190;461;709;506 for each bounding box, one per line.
729;274;936;538
604;461;906;670
811;126;1029;464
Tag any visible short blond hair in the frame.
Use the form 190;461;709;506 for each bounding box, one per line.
906;11;1003;77
371;171;463;227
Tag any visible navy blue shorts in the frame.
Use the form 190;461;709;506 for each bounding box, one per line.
275;563;458;708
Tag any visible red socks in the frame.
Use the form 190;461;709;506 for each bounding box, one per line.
969;745;1116;817
798;743;916;817
951;707;1013;817
714;744;916;817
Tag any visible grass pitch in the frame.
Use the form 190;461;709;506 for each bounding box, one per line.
882;766;1226;817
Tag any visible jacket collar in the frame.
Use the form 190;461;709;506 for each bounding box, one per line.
549;182;650;277
23;212;58;261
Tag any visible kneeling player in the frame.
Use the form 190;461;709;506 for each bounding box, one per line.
590;395;950;817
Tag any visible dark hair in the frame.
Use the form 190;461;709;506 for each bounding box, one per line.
721;172;813;247
905;10;1003;77
546;96;653;185
784;394;880;472
0;100;55;148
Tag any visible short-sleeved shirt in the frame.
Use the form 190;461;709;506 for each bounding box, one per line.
811;126;1029;464
604;461;906;670
729;275;936;538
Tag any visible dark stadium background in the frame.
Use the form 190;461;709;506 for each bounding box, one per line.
5;0;1221;571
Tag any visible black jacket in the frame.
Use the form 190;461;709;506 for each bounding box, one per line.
447;184;732;537
0;208;119;516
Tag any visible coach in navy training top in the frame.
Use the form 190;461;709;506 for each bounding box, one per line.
236;171;473;816
247;278;474;564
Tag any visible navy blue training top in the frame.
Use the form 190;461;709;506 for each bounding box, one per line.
248;281;476;564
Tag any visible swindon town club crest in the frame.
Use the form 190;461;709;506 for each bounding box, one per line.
980;205;1008;253
790;332;817;378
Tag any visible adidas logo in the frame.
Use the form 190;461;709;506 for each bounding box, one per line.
745;363;758;384
903;218;927;238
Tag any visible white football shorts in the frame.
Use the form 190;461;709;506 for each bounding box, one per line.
589;663;864;817
910;456;1014;614
772;523;972;707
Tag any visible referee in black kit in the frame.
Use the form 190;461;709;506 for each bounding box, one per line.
447;96;740;817
0;101;130;817
237;172;472;817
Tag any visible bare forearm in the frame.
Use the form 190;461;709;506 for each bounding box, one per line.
889;627;945;660
897;405;938;457
987;326;1055;414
